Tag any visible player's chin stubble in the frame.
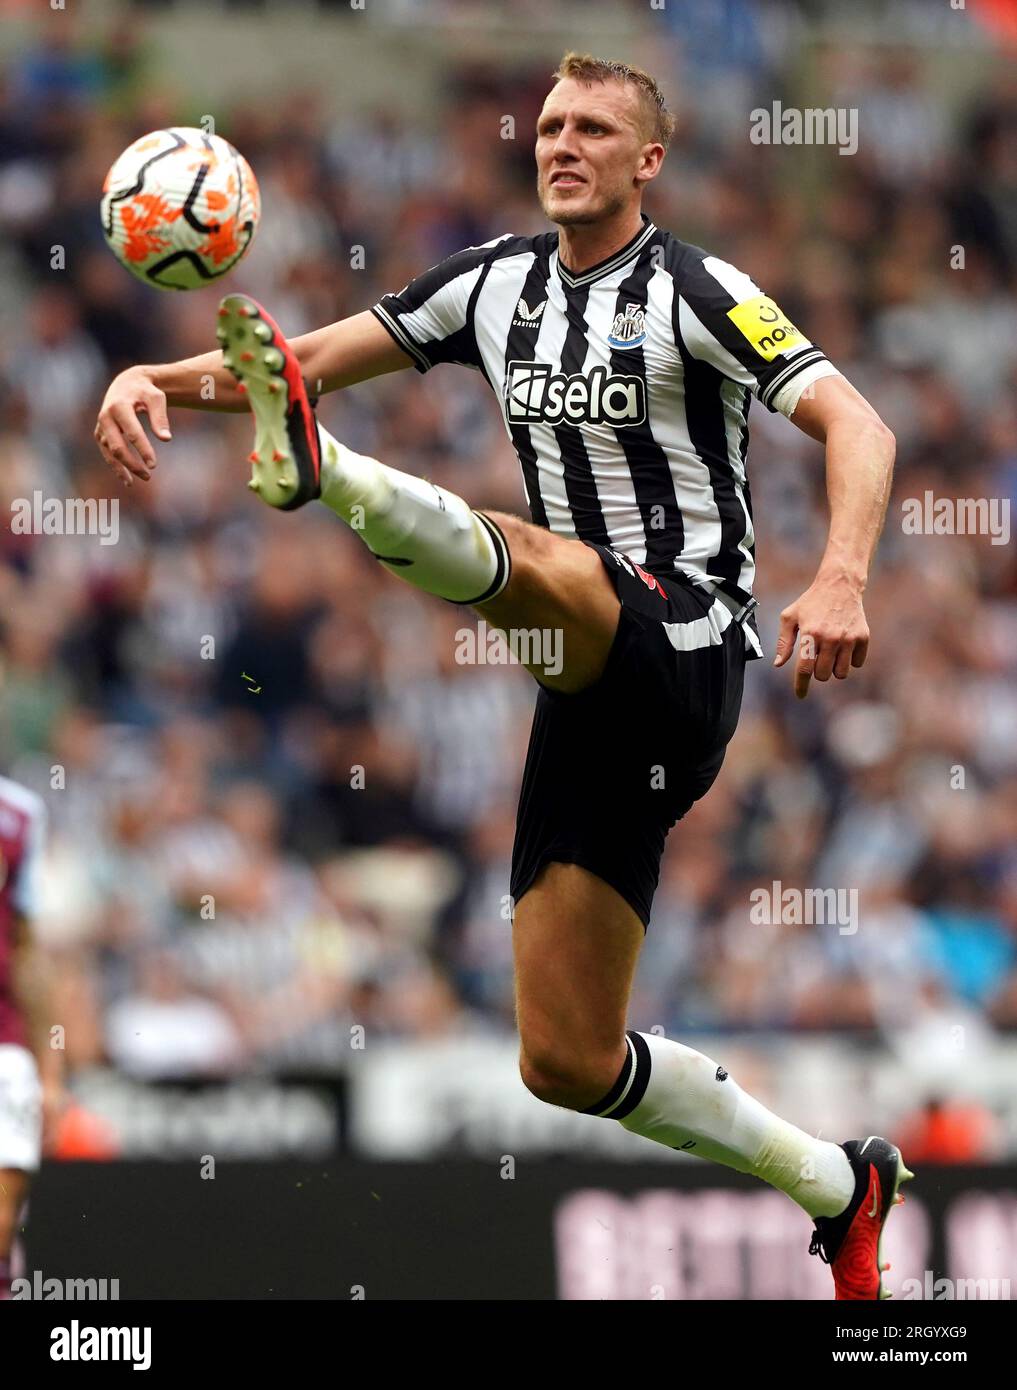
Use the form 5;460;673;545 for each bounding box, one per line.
537;179;625;227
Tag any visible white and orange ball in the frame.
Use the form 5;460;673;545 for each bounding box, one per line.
100;127;260;291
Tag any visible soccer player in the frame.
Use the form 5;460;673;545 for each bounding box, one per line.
96;53;908;1298
0;773;56;1300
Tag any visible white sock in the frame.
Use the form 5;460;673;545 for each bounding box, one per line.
586;1031;855;1219
316;424;510;604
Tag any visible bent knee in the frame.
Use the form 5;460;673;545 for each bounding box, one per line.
519;1045;621;1111
480;512;614;620
482;511;560;573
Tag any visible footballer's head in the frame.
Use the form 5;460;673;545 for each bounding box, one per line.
536;53;675;227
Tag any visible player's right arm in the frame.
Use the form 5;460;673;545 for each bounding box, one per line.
97;237;502;483
95;310;414;483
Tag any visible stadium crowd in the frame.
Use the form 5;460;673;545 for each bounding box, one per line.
0;11;1015;1151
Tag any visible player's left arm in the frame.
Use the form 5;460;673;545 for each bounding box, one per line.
671;250;895;696
779;375;896;699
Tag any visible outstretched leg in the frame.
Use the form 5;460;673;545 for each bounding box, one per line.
217;293;621;694
318;445;622;695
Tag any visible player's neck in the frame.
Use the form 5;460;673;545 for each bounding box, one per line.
556;207;645;276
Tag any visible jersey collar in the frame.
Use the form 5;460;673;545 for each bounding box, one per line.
553;214;658;289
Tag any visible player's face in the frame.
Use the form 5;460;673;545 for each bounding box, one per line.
535;78;651;226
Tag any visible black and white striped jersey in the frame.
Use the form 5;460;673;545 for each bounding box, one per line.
371;214;840;659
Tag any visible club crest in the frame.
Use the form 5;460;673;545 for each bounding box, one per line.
607;302;647;350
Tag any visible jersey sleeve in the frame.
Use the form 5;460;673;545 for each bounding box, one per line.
675;253;840;416
371;236;510;375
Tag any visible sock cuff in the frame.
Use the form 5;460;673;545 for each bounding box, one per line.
458;510;512;606
581;1030;652;1120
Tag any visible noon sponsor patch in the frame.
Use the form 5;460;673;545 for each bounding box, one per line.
727;295;810;362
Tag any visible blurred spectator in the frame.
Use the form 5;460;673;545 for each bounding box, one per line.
105;948;243;1079
897;1098;1001;1164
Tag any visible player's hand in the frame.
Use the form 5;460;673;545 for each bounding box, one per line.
94;367;172;484
773;572;869;699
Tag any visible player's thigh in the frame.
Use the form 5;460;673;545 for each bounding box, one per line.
474;512;619;693
513;862;643;1102
0;1168;29;1257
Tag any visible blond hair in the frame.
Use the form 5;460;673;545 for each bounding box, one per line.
552;51;676;151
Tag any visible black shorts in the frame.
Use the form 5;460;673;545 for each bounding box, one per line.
509;544;749;929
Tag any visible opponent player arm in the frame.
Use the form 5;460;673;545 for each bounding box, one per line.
96;310;413;483
777;374;896;699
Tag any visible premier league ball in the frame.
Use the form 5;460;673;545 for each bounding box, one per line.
100;127;260;291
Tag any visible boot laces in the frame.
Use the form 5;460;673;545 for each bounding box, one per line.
809;1229;832;1264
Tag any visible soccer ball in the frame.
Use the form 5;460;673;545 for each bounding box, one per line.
100;127;260;291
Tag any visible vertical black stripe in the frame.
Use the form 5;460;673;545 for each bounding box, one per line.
502;249;553;529
554;283;610;545
737;387;755;572
460;256;496;383
736;390;760;648
673;289;748;587
609;247;684;568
